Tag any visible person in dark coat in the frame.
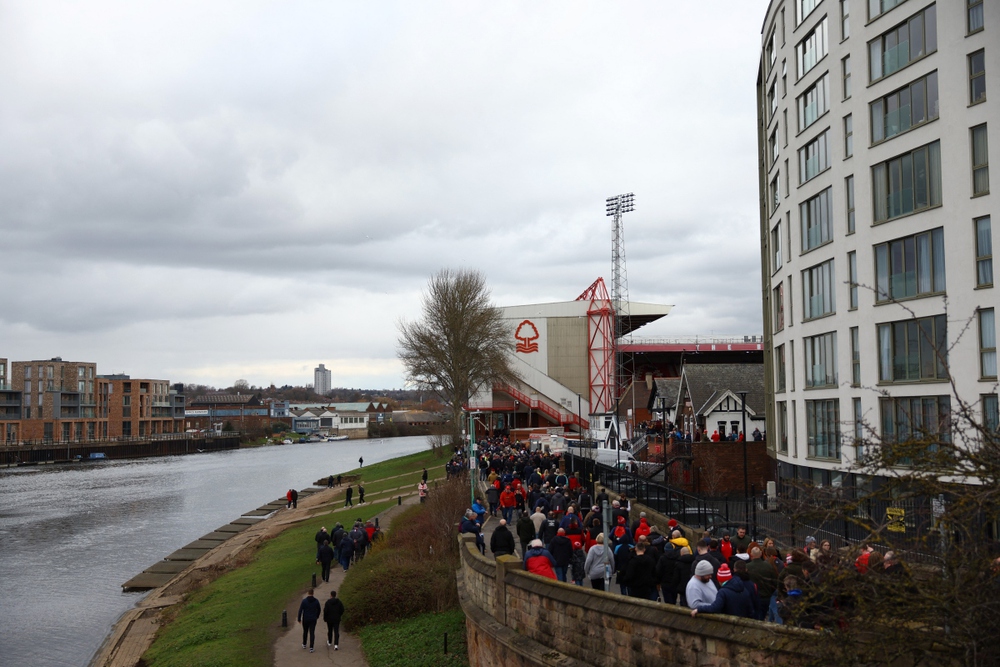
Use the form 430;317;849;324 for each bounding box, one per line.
657;546;681;604
297;588;322;652
317;540;335;583
460;510;485;555
614;538;635;596
315;526;331;560
337;533;355;571
516;513;537;556
549;529;574;582
490;519;517;558
746;547;779;620
323;590;345;649
357;483;365;504
691;560;759;619
344;485;354;507
327;475;334;488
625;543;659;601
673;546;695;606
540;512;560;548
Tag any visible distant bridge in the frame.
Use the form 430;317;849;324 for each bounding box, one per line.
620;335;764;353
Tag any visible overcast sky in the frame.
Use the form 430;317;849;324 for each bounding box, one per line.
1;1;770;390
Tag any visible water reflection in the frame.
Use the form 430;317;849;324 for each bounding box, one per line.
0;437;429;667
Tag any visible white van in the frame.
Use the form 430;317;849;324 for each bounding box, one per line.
594;449;638;471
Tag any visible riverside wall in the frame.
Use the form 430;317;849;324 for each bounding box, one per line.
457;534;818;667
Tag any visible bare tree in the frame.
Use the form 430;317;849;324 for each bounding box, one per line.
398;269;518;445
232;379;250;392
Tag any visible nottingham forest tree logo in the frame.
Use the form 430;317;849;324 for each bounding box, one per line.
514;320;540;353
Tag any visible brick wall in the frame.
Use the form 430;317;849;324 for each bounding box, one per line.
690;441;775;496
458;535;819;667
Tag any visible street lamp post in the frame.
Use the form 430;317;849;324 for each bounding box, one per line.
738;390;749;526
468;410;478;508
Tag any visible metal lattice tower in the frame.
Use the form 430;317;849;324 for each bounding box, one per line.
606;193;635;408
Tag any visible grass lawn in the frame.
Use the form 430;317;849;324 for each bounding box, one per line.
359;609;469;667
142;448;448;667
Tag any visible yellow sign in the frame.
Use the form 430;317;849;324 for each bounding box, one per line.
886;507;906;533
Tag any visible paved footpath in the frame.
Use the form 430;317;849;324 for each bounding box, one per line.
273;492;421;667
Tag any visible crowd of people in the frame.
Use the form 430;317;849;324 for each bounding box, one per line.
454;435;941;630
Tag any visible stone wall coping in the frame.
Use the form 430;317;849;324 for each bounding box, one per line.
460;535;497;578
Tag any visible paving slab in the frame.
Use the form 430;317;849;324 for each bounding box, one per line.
165;548;212;561
214;523;250;533
200;531;236;541
122;572;175;590
144;561;190;574
232;517;264;525
243;509;274;516
183;539;226;549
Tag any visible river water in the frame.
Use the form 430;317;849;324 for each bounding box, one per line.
0;436;430;667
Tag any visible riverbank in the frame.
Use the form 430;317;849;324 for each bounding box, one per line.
92;450;444;667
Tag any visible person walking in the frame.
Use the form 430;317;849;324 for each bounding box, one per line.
421;467;428;483
418;480;428;503
297;589;322;652
323;590;345;649
344;485;354;507
327;475;334;488
584;534;611;591
490;519;517;558
290;488;298;509
358;456;364;467
358;483;365;504
516;513;536;557
317;540;335;583
337;533;355;571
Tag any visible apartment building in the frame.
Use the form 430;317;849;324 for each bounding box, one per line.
757;0;997;486
98;375;186;438
314;363;332;396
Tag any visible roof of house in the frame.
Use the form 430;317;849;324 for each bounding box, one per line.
190;393;261;406
681;363;765;416
649;378;683;411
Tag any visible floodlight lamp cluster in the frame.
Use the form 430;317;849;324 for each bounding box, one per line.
605;192;635;216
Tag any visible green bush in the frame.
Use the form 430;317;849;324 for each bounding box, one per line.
359;609;469;667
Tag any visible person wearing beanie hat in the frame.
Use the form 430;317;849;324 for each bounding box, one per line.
716;563;733;583
691;558;758;619
685;559;718;609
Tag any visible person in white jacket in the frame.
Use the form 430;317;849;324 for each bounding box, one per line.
584;534;612;591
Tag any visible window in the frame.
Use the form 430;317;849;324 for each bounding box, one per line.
972;124;990;196
872;141;942;223
797;0;820;25
803;258;836;319
801;187;833;251
969;50;986;105
841;0;851;39
768;80;778;121
777;345;787;391
980;309;997;378
783;111;789;146
844;114;853;157
976;216;993;287
868;0;906;21
983;394;999;433
851;326;861;384
799;130;830;184
24;380;31;393
797;17;829;78
774;283;786;331
869;5;937;82
771;173;781;211
846;175;856;233
25;366;31;379
807;399;841;459
969;0;984;34
797;74;830;132
772;222;783;272
849;251;859;308
777;401;789;453
853;397;864;456
878;314;948;382
788;276;794;326
880;395;950;445
870;71;939;144
790;340;796;389
842;56;852;99
782;60;788;97
766;31;777;75
805;331;838;387
770;127;779;167
874;227;946;302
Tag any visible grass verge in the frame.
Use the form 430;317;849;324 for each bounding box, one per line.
358;609;469;667
141;448;445;667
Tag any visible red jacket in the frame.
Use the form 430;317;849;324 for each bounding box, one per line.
720;539;734;561
524;547;558;579
500;489;516;508
633;518;651;541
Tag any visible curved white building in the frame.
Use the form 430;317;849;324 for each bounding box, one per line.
757;0;997;487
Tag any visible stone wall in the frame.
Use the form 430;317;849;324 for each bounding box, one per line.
458;535;818;667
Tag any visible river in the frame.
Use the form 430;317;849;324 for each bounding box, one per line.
0;436;431;667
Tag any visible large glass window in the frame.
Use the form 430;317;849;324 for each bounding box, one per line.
869;5;937;82
777;401;789;453
976;216;993;287
771;173;781;212
870;71;939;144
972;124;990;196
798;0;820;26
801;187;833;251
805;331;838;387
841;0;851;39
868;0;906;21
797;17;829;78
772;222;783;273
844;114;853;157
777;345;787;391
872;141;941;223
968;0;984;34
774;283;785;332
969;50;986;104
874;227;945;302
853;397;864;457
878;314;948;382
842;56;852;99
849;251;859;308
880;395;950;446
799;130;831;184
851;326;861;384
803;258;836;319
768;80;778;122
846;175;855;233
983;394;999;433
807;399;841;459
797;74;830;132
980;308;997;379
